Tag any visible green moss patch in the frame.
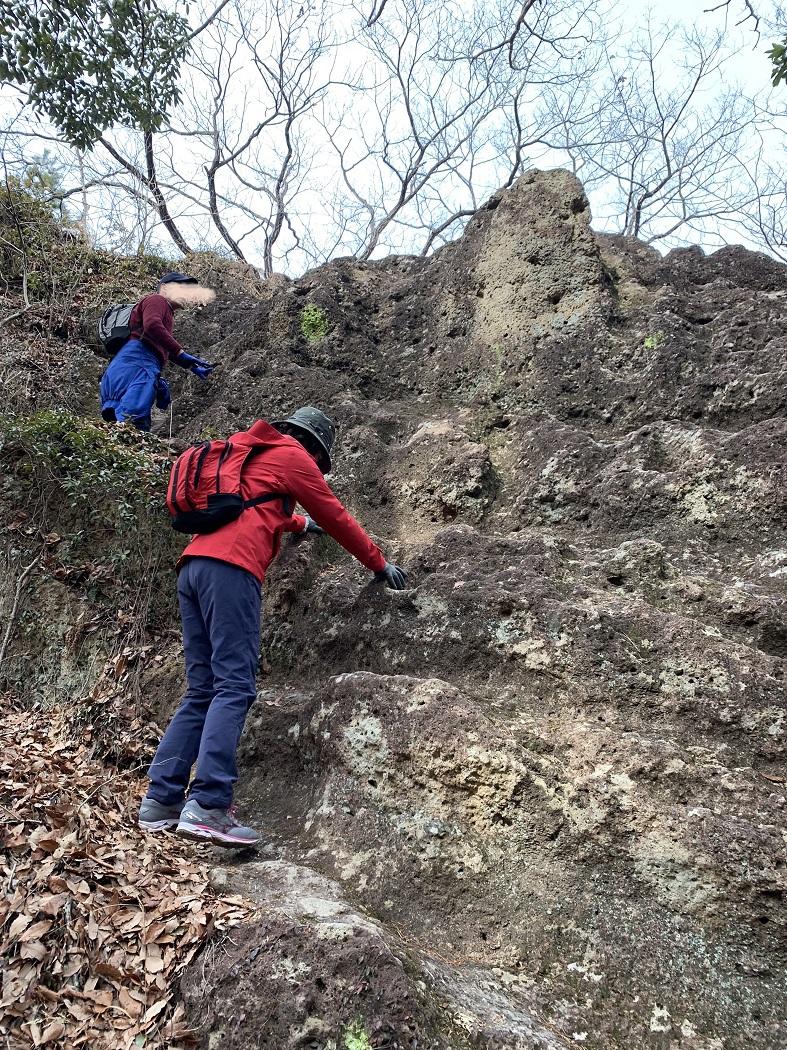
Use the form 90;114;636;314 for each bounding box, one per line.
300;303;329;343
343;1021;372;1050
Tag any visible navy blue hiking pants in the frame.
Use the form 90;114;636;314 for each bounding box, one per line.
147;557;261;810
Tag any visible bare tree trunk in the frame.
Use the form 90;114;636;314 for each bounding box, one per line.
0;158;32;323
143;131;193;255
99;135;193;255
205;162;248;261
78;152;90;239
263;116;296;277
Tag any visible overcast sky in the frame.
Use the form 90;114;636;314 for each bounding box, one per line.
631;0;774;89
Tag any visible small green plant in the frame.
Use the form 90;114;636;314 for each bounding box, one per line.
343;1021;372;1050
644;331;665;349
300;303;329;344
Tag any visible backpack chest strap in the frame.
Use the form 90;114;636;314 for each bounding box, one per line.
243;492;293;516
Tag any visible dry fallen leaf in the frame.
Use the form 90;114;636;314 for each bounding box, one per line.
38;893;68;917
20;939;48;961
40;1020;65;1044
141;999;168;1025
8;913;32;939
35;987;60;1004
118;987;143;1019
93;961;124;981
20;920;54;942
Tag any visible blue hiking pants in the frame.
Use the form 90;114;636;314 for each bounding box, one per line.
147;557;262;810
99;339;161;431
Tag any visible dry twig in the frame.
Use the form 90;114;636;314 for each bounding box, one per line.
0;553;41;672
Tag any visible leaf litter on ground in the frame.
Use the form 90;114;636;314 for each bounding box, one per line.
0;697;258;1049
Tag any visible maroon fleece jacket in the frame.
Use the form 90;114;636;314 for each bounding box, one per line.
130;294;183;364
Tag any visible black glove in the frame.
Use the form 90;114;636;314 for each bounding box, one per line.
375;562;408;590
301;514;324;535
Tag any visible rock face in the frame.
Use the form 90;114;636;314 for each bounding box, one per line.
3;169;786;1048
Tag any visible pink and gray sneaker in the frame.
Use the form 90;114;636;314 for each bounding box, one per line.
139;796;183;831
176;800;260;848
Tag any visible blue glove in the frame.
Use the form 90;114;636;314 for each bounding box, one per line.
176;350;215;376
154;376;171;410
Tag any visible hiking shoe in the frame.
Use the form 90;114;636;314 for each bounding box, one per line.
138;796;183;831
176;801;260;848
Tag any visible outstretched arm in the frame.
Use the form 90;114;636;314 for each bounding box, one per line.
284;457;387;573
282;512;308;534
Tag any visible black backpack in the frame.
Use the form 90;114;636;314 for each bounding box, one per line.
98;303;134;357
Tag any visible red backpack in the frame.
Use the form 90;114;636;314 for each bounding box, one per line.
166;435;291;534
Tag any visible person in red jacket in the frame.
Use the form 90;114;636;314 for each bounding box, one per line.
99;272;217;430
139;407;407;847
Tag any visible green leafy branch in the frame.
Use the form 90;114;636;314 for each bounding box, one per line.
768;40;787;86
0;0;190;148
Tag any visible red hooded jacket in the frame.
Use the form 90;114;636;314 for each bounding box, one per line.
180;420;387;583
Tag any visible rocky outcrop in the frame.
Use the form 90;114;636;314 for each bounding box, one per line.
3;170;786;1048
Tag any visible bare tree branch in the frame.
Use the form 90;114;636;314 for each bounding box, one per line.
704;1;760;34
183;0;234;44
468;1;539;64
367;0;389;27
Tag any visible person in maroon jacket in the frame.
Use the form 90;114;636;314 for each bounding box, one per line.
139;407;408;847
99;272;217;430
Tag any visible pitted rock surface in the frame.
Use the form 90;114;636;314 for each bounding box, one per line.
219;171;787;1050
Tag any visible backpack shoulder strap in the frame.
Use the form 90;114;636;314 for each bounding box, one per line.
236;437;293;516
